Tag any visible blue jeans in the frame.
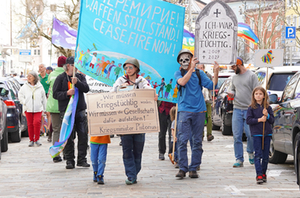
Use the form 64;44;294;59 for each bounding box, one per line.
253;136;271;176
90;143;108;177
177;111;205;172
121;134;145;180
232;108;253;162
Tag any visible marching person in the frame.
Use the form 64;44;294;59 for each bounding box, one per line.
111;58;158;185
247;87;274;184
228;57;259;168
19;71;47;147
46;56;67;162
53;56;90;169
174;49;219;179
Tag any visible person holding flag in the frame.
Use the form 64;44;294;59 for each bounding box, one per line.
53;56;90;169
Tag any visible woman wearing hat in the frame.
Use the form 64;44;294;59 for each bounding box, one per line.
111;58;158;185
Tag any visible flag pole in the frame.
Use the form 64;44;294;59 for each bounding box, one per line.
172;104;178;162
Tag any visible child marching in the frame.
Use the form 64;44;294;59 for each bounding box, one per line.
246;87;274;184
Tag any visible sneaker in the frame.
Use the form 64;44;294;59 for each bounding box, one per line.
93;171;97;182
168;153;175;164
77;162;90;167
207;135;214;141
159;153;165;160
47;137;52;142
125;178;137;185
53;156;62;163
249;153;254;165
175;170;186;179
233;161;243;168
66;161;75;169
97;175;104;185
28;141;34;147
262;174;267;183
256;175;263;184
35;141;42;146
189;171;199;178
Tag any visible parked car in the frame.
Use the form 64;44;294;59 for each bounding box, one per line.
0;100;8;159
269;71;300;185
255;66;300;100
212;76;234;135
212;72;234;97
0;77;27;142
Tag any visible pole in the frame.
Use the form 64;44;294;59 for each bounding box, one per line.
262;67;268;150
172;104;178;162
290;45;292;66
189;0;192;32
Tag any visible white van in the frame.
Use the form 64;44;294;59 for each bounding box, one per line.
255;66;300;99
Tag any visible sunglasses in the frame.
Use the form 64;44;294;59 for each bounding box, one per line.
124;66;134;70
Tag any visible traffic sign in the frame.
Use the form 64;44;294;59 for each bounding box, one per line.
285;26;296;39
19;49;31;62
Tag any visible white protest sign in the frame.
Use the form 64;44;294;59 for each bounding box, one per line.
86;76;112;94
195;0;237;64
253;49;283;67
86;89;159;136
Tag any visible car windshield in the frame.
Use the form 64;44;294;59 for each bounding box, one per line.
268;73;295;91
217;77;230;89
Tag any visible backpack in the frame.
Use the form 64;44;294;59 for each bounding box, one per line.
178;68;202;97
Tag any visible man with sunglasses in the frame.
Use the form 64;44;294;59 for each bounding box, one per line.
228;57;259;168
53;56;90;169
111;58;158;185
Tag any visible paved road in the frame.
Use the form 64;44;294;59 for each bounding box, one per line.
0;130;299;197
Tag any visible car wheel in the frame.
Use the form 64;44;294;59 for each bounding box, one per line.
222;114;232;135
10;120;21;143
212;124;220;130
269;137;287;164
1;127;8;152
294;133;300;185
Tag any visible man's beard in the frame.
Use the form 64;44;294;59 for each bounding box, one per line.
235;67;241;74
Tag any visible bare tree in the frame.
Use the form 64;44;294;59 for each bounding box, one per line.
15;0;80;57
288;0;300;46
240;0;285;52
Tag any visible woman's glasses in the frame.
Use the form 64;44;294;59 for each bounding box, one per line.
124;66;134;70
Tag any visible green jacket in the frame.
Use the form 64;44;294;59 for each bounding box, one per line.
46;67;65;113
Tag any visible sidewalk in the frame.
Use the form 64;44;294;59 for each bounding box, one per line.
0;130;299;197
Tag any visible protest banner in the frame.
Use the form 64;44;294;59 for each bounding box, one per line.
86;89;159;136
75;0;185;103
194;0;237;64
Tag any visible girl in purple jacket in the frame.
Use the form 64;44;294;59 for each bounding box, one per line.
246;87;274;185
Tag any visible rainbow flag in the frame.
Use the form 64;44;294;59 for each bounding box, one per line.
49;87;79;158
238;23;259;45
182;29;195;55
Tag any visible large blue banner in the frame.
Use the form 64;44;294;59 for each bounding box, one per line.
76;0;185;102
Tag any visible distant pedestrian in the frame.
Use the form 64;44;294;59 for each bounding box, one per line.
246;87;274;184
228;57;259;167
20;71;25;78
46;56;66;162
90;135;111;185
46;66;53;75
19;71;47;147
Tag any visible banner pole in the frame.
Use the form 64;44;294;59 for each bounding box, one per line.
172;103;178;162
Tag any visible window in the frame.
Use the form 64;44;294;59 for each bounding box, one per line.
294;76;300;99
294;16;297;27
267;17;272;31
38;50;40;56
280;73;299;102
50;4;56;12
48;50;51;55
34;50;36;55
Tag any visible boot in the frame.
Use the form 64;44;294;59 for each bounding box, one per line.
93;171;97;182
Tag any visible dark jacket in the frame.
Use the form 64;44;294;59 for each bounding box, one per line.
246;104;274;136
53;72;89;112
